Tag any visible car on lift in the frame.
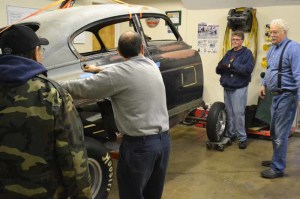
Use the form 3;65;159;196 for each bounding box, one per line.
2;3;225;199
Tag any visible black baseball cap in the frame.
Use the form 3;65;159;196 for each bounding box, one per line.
0;24;49;54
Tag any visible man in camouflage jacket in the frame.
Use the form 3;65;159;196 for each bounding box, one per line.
0;25;91;198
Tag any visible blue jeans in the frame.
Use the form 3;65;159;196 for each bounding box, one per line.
117;131;170;199
224;86;248;141
270;92;297;173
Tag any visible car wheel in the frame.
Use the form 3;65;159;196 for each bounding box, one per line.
85;136;114;199
206;102;227;142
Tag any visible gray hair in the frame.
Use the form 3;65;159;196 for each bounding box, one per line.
232;31;244;40
270;19;289;33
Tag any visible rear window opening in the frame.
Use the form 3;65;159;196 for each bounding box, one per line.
71;15;179;58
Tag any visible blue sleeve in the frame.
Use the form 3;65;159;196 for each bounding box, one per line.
290;42;300;100
216;51;230;74
262;47;273;86
230;49;255;77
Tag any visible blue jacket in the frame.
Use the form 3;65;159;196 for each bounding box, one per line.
262;38;300;100
216;47;255;89
0;55;47;86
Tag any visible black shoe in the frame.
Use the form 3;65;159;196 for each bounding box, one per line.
261;168;284;179
261;160;272;167
239;140;247;149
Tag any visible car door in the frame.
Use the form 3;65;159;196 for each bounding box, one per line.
132;14;204;118
70;13;203;126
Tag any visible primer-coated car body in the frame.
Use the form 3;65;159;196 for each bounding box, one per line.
20;4;203;124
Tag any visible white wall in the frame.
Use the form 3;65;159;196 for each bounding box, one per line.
1;0;300;106
187;6;300;105
127;0;188;41
0;0;100;27
0;0;50;27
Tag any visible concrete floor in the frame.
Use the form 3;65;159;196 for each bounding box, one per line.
107;124;300;199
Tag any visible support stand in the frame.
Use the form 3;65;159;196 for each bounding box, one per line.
206;137;232;152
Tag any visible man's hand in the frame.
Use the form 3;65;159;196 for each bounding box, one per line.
83;64;103;73
259;86;266;99
217;63;230;70
222;64;230;68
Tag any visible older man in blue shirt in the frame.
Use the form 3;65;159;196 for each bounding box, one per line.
259;19;300;179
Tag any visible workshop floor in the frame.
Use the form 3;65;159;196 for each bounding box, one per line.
107;124;300;199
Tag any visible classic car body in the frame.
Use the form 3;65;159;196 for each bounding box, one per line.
12;4;204;199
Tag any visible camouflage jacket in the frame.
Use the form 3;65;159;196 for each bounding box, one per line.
0;55;91;199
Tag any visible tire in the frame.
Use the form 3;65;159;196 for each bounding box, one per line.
206;102;227;142
85;136;114;199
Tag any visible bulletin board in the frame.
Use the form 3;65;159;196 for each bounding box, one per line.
6;5;38;25
6;5;85;44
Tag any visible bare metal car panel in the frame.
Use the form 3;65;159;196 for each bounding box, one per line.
18;4;203;124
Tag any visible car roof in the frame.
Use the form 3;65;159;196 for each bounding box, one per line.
22;4;163;34
19;4;163;67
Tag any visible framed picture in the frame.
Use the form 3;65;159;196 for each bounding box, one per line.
165;10;181;26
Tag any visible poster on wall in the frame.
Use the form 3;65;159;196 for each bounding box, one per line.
198;40;207;53
198;22;219;53
207;25;219;39
207;40;218;53
165;10;181;26
198;22;207;39
6;5;85;44
6;5;37;24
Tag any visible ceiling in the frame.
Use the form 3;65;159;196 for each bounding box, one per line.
181;0;300;10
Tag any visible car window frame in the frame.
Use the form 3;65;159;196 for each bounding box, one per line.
68;13;182;60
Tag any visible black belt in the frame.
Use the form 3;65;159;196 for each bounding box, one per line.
270;89;296;95
123;131;169;142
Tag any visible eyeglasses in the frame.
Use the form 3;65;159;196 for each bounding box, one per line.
231;38;242;41
269;31;281;35
39;46;45;55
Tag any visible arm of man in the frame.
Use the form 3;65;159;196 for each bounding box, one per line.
230;50;255;77
60;67;116;100
259;85;266;99
290;43;300;109
216;62;229;74
55;91;92;199
83;64;103;73
216;52;230;74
